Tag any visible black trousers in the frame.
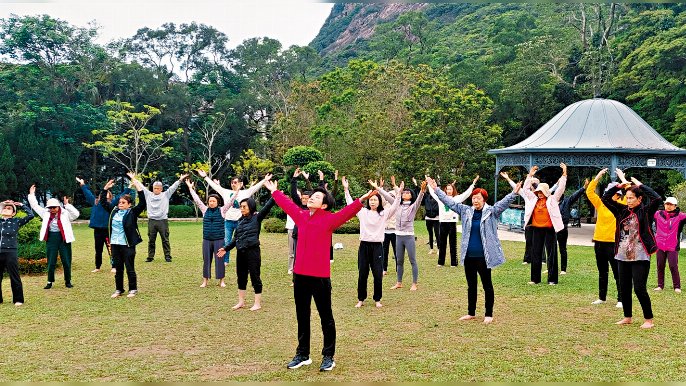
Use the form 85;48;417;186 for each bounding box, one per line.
93;227;110;269
382;232;396;272
557;226;569;271
464;259;494;317
148;219;171;260
358;241;384;301
438;222;457;266
618;260;653;319
293;273;335;357
530;226;558;284
425;219;440;249
112;244;137;292
594;241;621;302
0;250;24;304
236;246;262;294
523;225;533;263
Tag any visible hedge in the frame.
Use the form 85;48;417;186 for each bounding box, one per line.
263;218;287;233
334;217;360;234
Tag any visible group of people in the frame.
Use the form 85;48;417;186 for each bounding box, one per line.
0;162;683;372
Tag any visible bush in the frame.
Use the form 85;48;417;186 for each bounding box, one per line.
263;217;287;233
18;242;49;274
18;218;41;244
168;205;195;218
334;216;360;234
79;207;92;220
283;146;324;166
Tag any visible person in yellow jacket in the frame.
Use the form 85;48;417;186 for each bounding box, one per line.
586;168;626;308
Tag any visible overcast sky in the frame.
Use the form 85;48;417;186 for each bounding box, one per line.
0;0;334;48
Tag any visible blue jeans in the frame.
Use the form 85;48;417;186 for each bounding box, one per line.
224;220;238;264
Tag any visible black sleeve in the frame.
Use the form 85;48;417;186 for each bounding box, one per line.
99;190;113;212
131;190;147;217
601;185;624;218
289;178;300;203
641;184;663;220
568;187;586;206
257;197;275;222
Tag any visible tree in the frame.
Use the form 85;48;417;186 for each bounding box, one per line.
231;149;274;186
0;133;17;197
84;100;183;177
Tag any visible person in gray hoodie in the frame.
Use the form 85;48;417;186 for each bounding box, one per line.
427;175;522;324
377;180;426;291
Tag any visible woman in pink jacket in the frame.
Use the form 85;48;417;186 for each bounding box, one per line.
521;164;567;285
653;196;686;293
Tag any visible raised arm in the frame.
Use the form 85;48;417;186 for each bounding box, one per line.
62;196;80;221
131;190;147;217
127;172;146;192
27;185;47;219
256;197;275;222
79;179;96;206
165;174;187;199
16;204;35;227
266;180;306;224
186;179;207;214
455;175;478;203
633;178;662;219
551;163;568;201
493;182;522;217
601;183;625;217
342;176;354;206
244;173;272;198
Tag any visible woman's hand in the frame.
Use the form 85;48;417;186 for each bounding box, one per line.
264;180;278;192
342;176;349;190
595;168;608;181
425;176;438;190
216;248;226;258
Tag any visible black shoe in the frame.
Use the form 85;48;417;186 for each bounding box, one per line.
65;282;73;288
286;354;312;369
165;258;172;262
145;258;154;262
44;282;52;289
319;356;335;371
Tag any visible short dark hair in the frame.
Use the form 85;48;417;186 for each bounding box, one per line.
366;194;384;213
626;186;645;202
208;193;223;206
240;197;257;213
119;194;133;204
302;190;313;197
312;187;334;211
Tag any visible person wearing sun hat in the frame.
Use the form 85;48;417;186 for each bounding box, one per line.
586;168;625;308
0;199;35;306
521;163;567;285
28;185;80;289
653;196;686;293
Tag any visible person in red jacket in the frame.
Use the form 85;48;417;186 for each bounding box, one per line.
265;179;370;372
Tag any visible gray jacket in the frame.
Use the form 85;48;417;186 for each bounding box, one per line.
377;188;424;235
434;188;517;269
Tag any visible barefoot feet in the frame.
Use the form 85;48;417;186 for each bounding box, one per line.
459;315;476;321
615;317;632;325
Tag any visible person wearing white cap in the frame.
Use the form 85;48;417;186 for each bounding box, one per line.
653;196;686;293
521;163;567;285
28;185;80;289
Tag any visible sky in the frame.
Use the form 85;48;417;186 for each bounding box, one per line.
0;0;334;48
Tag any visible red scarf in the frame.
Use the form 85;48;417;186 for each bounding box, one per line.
45;207;66;242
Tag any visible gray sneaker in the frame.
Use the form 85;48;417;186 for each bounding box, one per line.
287;354;312;369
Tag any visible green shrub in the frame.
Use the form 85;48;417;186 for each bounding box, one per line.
18;218;41;244
283;146;324;166
263;217;287;233
168;205;195;218
334;216;360;234
18;242;49;274
79;207;92;220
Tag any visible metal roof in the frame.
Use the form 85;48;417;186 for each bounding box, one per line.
489;98;686;155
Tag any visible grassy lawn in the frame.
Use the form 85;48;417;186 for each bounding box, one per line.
2;220;686;381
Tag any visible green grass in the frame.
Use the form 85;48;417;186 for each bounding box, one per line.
2;220;686;381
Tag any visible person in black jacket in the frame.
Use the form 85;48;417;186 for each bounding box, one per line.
602;169;661;329
218;196;275;311
0;200;34;306
99;174;147;298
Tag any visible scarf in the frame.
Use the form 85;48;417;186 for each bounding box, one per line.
45;207;66;242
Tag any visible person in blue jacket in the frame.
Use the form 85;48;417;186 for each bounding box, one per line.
77;177;135;273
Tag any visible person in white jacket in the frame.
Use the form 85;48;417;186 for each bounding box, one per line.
428;175;478;267
521;164;567;285
28;184;80;289
197;170;272;266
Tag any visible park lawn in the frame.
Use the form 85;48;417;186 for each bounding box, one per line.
1;220;686;381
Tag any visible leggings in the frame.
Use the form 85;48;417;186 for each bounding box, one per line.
382;232;396;272
618;260;653;319
395;235;418;283
425;219;439;250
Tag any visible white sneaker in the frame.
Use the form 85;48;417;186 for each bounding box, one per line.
522;262;529;265
287;269;293;275
127;290;138;298
591;299;605;305
676;288;682;294
560;271;567;275
616;302;623;308
14;302;23;306
111;290;122;298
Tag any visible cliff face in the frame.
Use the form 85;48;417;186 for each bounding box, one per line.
311;3;429;54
